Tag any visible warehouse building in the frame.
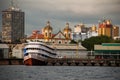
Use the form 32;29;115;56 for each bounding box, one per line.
94;43;120;59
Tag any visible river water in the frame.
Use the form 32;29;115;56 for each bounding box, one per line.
0;65;120;80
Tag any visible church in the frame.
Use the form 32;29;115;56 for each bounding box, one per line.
27;21;72;44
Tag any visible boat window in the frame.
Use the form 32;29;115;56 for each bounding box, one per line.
24;53;28;56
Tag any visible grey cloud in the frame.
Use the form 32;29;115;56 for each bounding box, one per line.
1;0;120;15
0;0;120;34
19;0;120;34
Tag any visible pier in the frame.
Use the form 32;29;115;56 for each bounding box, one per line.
0;58;120;66
45;58;120;66
0;59;23;65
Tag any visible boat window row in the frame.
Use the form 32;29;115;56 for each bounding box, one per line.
40;44;54;50
26;48;56;55
41;49;56;55
38;53;53;58
26;46;53;52
26;43;53;50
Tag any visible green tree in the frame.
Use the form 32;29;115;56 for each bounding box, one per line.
70;40;77;44
114;40;120;43
81;36;112;50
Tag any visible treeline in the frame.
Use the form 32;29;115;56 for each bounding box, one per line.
70;36;120;51
81;36;120;50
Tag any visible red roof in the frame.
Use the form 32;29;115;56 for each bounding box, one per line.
27;30;71;40
99;23;112;28
27;33;57;39
28;34;44;39
106;24;112;28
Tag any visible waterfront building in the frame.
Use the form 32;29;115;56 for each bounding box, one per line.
0;44;9;59
12;44;24;58
94;43;120;59
1;1;24;43
27;21;72;44
48;44;87;59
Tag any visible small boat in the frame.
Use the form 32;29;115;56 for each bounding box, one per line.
23;41;57;65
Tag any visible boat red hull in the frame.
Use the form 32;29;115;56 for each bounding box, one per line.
24;58;47;66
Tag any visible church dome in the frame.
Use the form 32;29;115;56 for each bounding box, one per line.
63;23;72;32
44;21;53;31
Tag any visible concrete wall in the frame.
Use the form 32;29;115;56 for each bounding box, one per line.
12;49;24;58
3;49;9;58
56;50;88;59
0;48;9;59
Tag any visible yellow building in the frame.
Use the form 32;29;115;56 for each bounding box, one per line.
42;21;53;42
91;25;97;32
63;23;72;39
98;20;113;37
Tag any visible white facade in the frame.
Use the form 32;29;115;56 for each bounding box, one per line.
49;44;88;59
87;31;98;38
72;24;99;41
72;32;88;41
74;24;85;33
72;24;89;41
113;36;120;40
12;44;24;58
56;50;88;59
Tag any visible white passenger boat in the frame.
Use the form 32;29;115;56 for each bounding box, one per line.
23;41;57;65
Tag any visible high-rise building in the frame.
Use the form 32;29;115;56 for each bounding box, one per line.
113;26;119;37
1;1;24;43
88;25;98;37
72;23;90;41
74;23;85;33
98;20;113;37
98;19;119;38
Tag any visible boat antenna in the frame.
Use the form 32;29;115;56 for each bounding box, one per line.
35;31;39;42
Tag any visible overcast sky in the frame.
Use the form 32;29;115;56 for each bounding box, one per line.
0;0;120;35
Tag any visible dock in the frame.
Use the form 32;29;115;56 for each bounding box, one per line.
45;58;120;66
0;59;23;65
0;58;120;66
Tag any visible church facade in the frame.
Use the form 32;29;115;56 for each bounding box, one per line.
27;21;72;44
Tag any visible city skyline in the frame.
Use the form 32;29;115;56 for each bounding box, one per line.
0;0;120;35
